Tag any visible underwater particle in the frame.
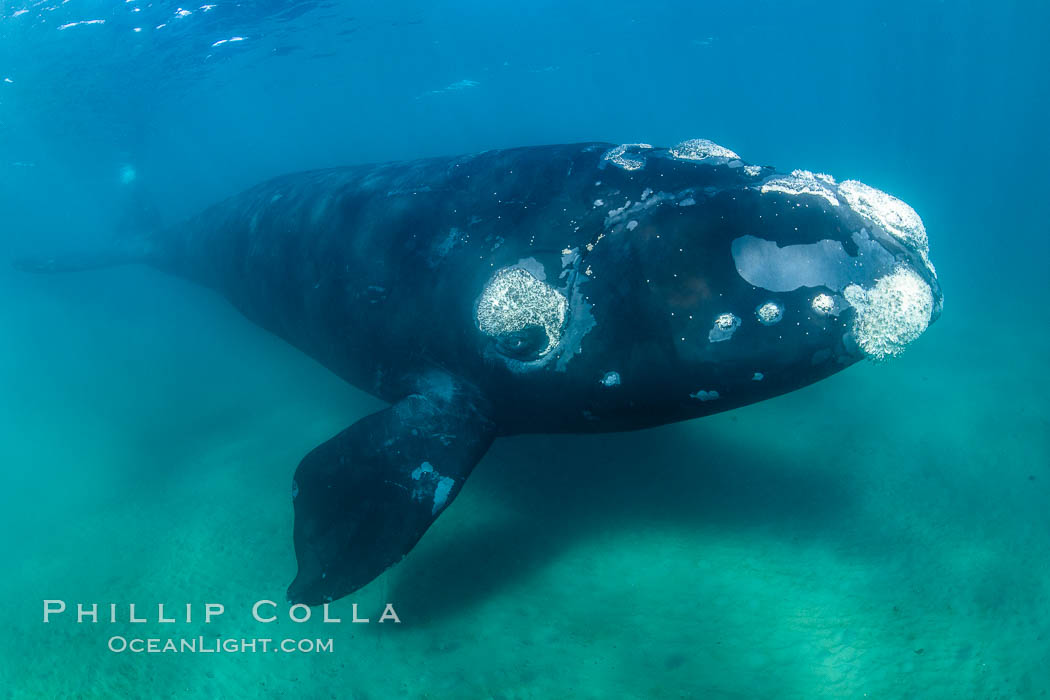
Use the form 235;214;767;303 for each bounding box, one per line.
690;389;720;401
843;266;934;361
119;164;137;185
752;372;764;381
669;138;739;161
838;180;929;259
600;371;621;387
709;312;741;343
476;267;568;355
601;143;652;171
811;293;835;316
755;301;783;325
760;169;840;207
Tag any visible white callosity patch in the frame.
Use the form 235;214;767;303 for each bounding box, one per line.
843;266;934;361
709;312;741;343
477;267;568;355
669;138;740;161
811;293;836;316
600;371;621;387
690;390;720;402
602;190;677;230
761;169;840;207
756;301;784;325
601;143;653;171
410;462;455;516
838;180;930;264
431;476;455;515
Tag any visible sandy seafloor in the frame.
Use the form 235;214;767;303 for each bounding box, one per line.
0;242;1047;699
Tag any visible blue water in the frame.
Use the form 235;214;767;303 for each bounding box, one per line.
2;1;1048;697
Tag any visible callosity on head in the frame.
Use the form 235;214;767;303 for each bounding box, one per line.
473;140;942;431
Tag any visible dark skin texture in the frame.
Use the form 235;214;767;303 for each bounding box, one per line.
16;143;941;604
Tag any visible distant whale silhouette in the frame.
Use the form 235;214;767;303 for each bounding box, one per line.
17;140;943;604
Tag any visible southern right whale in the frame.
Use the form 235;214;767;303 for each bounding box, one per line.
16;139;943;605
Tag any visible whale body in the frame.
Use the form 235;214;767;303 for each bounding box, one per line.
18;140;943;604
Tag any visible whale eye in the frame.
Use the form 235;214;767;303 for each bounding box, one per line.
494;325;548;360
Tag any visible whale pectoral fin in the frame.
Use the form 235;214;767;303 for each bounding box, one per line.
287;381;495;605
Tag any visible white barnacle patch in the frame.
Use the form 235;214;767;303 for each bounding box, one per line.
690;389;720;402
411;462;434;481
601;143;652;171
755;301;784;325
838;180;929;260
709;312;741;343
670;138;739;161
477;267;568;355
600;371;621;387
743;165;763;177
811;293;836;316
760;169;840;207
560;247;579;270
409;461;435;503
843;266;934;361
601;190;677;230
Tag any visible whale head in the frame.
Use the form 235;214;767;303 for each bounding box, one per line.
473;141;942;431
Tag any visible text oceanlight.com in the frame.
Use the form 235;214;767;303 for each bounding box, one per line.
107;636;334;654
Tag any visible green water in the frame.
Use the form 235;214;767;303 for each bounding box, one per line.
2;258;1047;698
